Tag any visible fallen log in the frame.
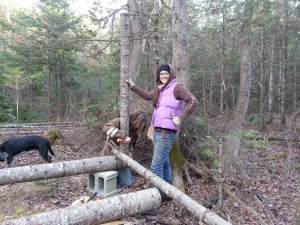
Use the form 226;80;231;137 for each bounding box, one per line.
0;156;126;185
111;147;232;225
0;122;84;128
0;188;161;225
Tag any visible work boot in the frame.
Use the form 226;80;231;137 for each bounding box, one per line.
161;195;172;203
159;191;172;203
149;183;173;202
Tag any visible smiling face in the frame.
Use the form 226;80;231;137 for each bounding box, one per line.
159;71;170;84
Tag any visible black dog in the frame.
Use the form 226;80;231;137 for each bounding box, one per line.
0;136;55;168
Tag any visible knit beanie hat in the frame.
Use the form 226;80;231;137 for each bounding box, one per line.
158;64;170;74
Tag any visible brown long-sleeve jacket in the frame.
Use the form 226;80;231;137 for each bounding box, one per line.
101;118;127;156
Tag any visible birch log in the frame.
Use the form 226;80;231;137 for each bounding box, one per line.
0;188;161;225
0;156;126;185
112;147;232;225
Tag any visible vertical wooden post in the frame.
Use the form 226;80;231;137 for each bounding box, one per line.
119;13;130;153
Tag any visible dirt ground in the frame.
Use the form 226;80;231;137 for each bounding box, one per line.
0;123;298;225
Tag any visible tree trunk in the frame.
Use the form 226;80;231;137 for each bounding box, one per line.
280;0;288;130
220;7;226;115
169;141;185;192
259;15;266;131
111;147;231;225
0;156;126;185
1;188;162;225
170;0;189;192
172;0;189;88
294;177;300;225
203;77;207;116
222;1;252;171
293;63;297;112
267;37;275;123
128;0;154;82
120;13;130;153
149;0;160;90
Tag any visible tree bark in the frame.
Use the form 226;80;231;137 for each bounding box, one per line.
172;0;189;88
169;141;186;191
259;13;266;131
222;1;253;171
170;0;189;193
149;0;160;89
220;6;226;114
111;147;231;225
128;0;154;81
120;13;130;153
267;37;275;123
280;0;288;130
0;188;161;225
0;156;126;185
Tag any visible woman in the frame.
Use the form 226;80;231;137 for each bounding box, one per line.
101;109;147;185
126;63;198;214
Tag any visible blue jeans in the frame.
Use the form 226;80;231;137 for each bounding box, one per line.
151;130;177;185
116;167;134;186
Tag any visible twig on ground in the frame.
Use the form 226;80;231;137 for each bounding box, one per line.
183;163;193;184
143;215;180;225
189;162;269;225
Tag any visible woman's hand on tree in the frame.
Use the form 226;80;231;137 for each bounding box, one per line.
125;78;134;88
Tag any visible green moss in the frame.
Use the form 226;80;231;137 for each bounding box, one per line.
266;154;276;160
169;141;186;192
169;141;185;171
12;205;28;218
45;129;63;144
33;180;48;186
276;152;286;158
292;162;300;169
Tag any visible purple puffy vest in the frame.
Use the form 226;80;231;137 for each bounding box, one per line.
151;79;182;131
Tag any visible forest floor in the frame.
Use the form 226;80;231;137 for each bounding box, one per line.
0;122;298;225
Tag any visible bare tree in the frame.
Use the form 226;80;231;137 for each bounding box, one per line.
170;0;190;192
280;0;289;130
128;0;154;82
172;0;189;89
148;0;160;88
222;1;253;171
120;13;130;153
267;37;275;123
259;2;266;131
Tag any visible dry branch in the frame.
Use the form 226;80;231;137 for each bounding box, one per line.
111;147;231;225
144;215;180;225
195;163;268;225
183;163;193;184
0;188;161;225
186;161;206;178
221;183;268;225
0;156;126;185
